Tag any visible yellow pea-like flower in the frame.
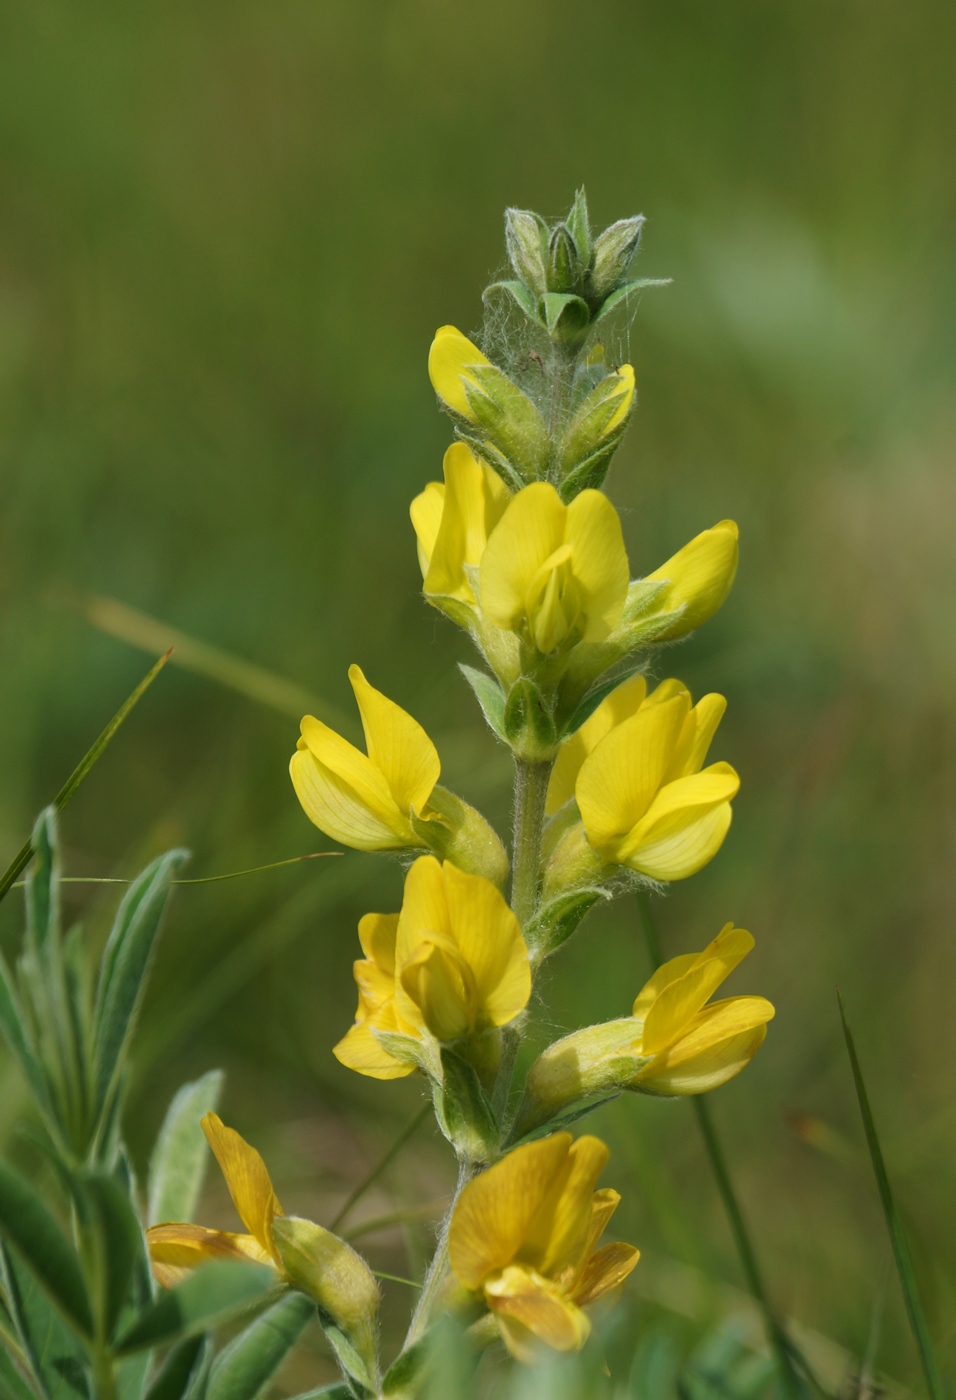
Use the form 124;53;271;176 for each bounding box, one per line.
643;519;739;640
448;1132;639;1363
479;482;630;654
147;1116;380;1375
546;671;648;815
518;926;774;1129
334;856;531;1077
290;665;440;851
573;677;739;880
629;924;774;1093
428;325;492;420
409;442;511;606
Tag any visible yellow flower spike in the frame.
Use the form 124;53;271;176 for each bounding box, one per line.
290;665;440;851
428;325;492;420
644;519;739;641
573;677;739;880
517;925;774;1131
333;913;417;1080
479;483;630;654
448;1133;639;1363
394;856;531;1043
410;442;511;606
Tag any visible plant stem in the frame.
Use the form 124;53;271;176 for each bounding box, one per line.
405;1159;476;1347
636;890;807;1400
510;759;550;927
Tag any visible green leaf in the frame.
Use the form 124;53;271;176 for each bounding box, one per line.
73;1172;145;1341
522;888;609;960
148;1070;225;1226
0;1245;89;1400
286;1388;353;1399
0;652;172;908
566;188;592;268
593;276;671;322
838;992;944;1400
381;1336;428;1395
25;812;58;962
143;1336;210;1400
207;1293;314;1400
458;667;507;743
481;281;541;325
93;848;188;1123
0;960;55;1134
560;666;643;739
503;680;556;760
539;292;590;342
115;1263;275;1356
0;1167;92;1339
0;1340;41;1400
320;1322;373;1396
434;1050;499;1162
508;1094;621;1149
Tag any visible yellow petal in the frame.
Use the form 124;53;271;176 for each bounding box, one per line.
441;861;531;1030
400;936;475;1041
349;665;440;819
641;926;754;1055
291;724;409;849
638;998;774;1094
486;1266;590;1358
645;519;739;639
449;1134;572;1289
393;855;450;1030
572;1241;640;1309
623;766;738;879
333;1014;416;1081
423;443;509;603
663;693;727;782
632;953;700;1020
520;1135;609;1280
146;1223;272;1290
546;673;647;815
585;1188;620;1258
428;325;491;420
410;480;445;578
357;912;399;978
352;958;395;1020
479;483;567;633
563;490;630;641
576;694;689;855
201;1114;282;1259
603;365;634;436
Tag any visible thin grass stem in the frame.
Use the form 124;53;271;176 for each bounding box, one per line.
10;852;341;891
329;1103;431;1232
837;991;945;1400
0;650;172;907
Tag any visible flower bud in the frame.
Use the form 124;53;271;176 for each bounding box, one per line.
642;520;739;641
548;223;581;294
411;785;510;889
505;208;549;296
428;326;492;421
589;216;645;301
272;1216;380;1390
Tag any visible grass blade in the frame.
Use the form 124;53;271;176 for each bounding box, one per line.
0;650;172;908
837;991;945;1400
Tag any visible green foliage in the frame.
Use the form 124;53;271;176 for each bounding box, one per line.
147;1072;224;1228
206;1293;314;1400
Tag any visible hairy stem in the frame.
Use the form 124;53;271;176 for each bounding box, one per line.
510;759;550;928
405;1159;476;1347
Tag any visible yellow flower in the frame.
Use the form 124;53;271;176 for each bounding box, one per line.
479;483;630;654
428;325;492;421
448;1133;639;1363
147;1113;280;1288
519;926;774;1128
335;857;531;1077
643;519;739;640
628;924;774;1093
572;677;739;880
410;442;511;605
290;665;439;851
147;1116;380;1379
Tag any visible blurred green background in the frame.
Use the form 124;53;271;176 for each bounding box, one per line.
2;0;955;1389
